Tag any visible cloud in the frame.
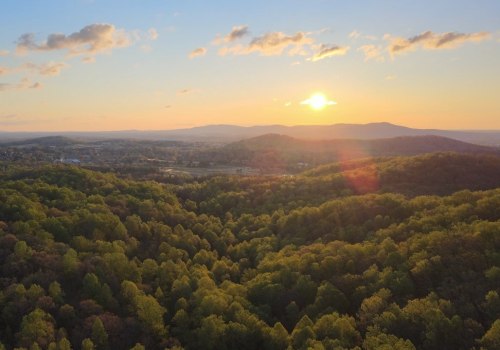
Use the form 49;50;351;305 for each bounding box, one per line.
82;56;96;64
16;23;131;56
0;114;24;125
219;31;314;56
309;44;349;61
177;88;199;95
0;113;50;126
0;83;13;91
0;61;68;76
0;78;42;92
214;25;249;44
217;29;346;61
189;47;207;58
349;30;377;41
349;30;361;39
0;50;9;56
29;62;68;76
387;30;491;55
358;45;385;62
148;28;159;41
140;44;153;53
249;31;313;56
385;75;397;80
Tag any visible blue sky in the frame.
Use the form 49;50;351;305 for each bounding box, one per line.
0;0;499;131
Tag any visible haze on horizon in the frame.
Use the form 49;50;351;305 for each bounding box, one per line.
1;0;499;132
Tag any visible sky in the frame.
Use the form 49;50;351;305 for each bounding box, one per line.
0;0;499;131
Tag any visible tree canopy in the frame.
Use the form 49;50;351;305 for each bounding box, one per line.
0;153;499;349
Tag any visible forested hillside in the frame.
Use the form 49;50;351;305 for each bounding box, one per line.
0;153;499;349
203;135;498;171
176;153;500;216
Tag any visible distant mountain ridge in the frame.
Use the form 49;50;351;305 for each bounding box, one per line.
2;122;500;146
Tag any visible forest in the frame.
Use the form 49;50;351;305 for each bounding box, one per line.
0;152;499;349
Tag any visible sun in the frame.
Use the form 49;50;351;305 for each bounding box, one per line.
309;94;328;110
301;93;336;110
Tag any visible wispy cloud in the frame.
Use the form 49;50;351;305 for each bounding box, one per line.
189;47;207;58
386;30;491;56
28;62;68;76
0;61;68;76
349;30;377;41
219;31;314;56
0;113;50;126
309;44;349;62
82;56;96;64
177;88;199;95
215;27;347;62
16;23;132;56
358;45;385;62
0;78;42;92
349;30;361;39
0;114;22;125
148;28;159;41
214;25;249;44
0;50;9;57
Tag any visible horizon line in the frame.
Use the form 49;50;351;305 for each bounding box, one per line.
2;121;500;134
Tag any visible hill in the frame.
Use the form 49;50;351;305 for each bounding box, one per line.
205;134;498;171
176;152;500;216
3;136;81;147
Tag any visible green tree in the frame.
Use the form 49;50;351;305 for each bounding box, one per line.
81;338;95;350
291;315;315;350
17;308;55;349
57;337;72;350
268;322;289;350
363;327;416;350
48;281;64;304
481;320;500;350
91;318;109;350
135;295;167;337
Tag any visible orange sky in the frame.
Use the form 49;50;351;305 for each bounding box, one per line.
1;1;499;131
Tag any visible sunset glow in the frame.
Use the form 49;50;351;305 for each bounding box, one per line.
0;3;500;349
0;1;498;131
301;93;337;110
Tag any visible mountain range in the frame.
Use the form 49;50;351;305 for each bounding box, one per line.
2;122;500;146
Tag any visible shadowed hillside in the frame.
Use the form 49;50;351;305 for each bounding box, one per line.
175;152;500;216
205;134;498;171
4;136;81;147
